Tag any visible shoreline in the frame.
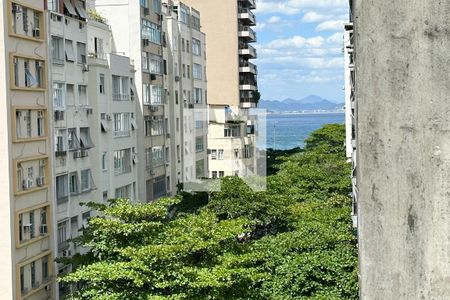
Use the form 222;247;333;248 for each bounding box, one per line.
265;111;345;115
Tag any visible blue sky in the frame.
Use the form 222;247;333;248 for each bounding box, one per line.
254;0;349;102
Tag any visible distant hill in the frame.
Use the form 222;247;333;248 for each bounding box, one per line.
259;95;344;112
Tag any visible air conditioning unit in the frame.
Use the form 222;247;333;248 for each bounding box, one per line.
80;150;89;157
23;223;32;231
143;7;149;15
12;3;22;13
40;224;48;235
82;64;89;72
150;105;158;112
55;110;64;121
73;151;82;159
175;76;180;82
32;28;40;38
62;249;71;257
36;176;45;187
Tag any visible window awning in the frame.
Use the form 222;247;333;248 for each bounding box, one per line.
131;119;138;130
101;120;109;132
74;0;87;19
25;69;38;87
63;0;77;16
80;129;95;149
65;40;75;62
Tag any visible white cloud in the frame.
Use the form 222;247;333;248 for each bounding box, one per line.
256;0;348;15
316;20;346;31
267;16;282;24
301;11;329;22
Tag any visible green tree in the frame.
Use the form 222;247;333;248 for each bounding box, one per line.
60;124;357;299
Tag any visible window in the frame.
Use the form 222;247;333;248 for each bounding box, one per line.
211;149;217;160
69;172;79;195
153;0;162;14
113;113;130;137
186;40;190;53
195;137;204;152
142;19;161;44
180;6;189;24
114;149;132;175
115;184;132;199
172;36;177;51
181;38;185;52
182;64;186;77
80;169;91;192
37;111;44;137
15;109;46;140
192;15;201;31
94;37;104;58
142;51;149;71
143;84;163;105
244;144;253;159
193;63;202;79
146;146;164;168
219;171;225;178
218;149;224;160
68;128;80;150
65;40;75;62
194;88;203;104
66;84;75;105
112;76;129;101
102;152;107;171
99;74;105;94
78;85;88;106
153;176;166;199
55;129;67;153
57;221;67;248
52;36;64;63
195;112;203;129
56;174;68;203
192;38;201;56
79;127;94;149
140;0;148;8
41;256;49;282
224;125;241;137
187;65;190;78
149;54;162;74
212;171;217;179
53;82;65;109
12;56;45;89
77;42;86;64
144;116;164;136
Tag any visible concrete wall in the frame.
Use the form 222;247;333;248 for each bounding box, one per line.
355;1;450;298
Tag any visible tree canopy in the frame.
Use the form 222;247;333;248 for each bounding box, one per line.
60;124;358;300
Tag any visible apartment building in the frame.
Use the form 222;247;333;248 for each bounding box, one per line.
0;1;54;299
182;0;258;178
162;0;208;189
46;1;101;298
343;21;356;228
87;20;140;203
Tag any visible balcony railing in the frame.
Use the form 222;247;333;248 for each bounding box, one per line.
239;0;256;9
238;25;257;42
238;8;256;25
239;61;257;74
239;43;257;58
112;93;129;101
113;130;131;137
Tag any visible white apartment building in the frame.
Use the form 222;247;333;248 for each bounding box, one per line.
46;1;102;298
163;0;208;189
87;20;140;203
0;1;54;299
344;21;357;228
183;0;258;179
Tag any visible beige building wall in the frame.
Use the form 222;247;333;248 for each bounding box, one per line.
1;1;55;299
182;0;240;107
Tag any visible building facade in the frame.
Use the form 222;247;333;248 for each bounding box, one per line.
182;0;258;179
0;1;54;299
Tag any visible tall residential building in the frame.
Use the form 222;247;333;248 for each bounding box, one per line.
0;1;54;299
162;0;208;187
343;21;356;228
46;1;101;298
182;0;258;178
87;20;140;203
348;0;450;298
94;0;208;199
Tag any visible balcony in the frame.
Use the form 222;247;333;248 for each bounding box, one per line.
240;91;258;108
113;93;130;101
238;8;256;25
239;77;257;91
239;62;257;75
238;25;256;42
239;44;257;59
239;0;256;9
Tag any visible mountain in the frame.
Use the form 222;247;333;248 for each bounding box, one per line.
259;95;344;112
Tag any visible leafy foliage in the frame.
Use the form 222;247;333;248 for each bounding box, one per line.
61;124;357;299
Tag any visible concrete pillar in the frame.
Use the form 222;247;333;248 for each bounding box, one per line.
355;1;450;299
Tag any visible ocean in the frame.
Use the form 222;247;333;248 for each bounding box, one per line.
264;113;345;150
